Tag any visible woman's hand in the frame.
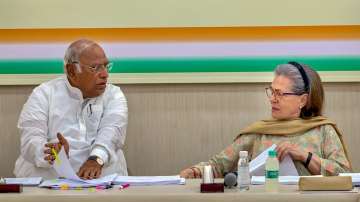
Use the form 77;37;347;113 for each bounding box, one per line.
275;141;307;162
180;168;201;179
275;141;321;175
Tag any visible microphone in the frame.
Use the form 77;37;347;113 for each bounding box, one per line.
224;172;238;188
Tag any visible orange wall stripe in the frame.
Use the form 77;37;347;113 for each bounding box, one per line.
0;26;360;43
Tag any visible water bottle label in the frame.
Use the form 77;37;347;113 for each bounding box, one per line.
265;170;279;179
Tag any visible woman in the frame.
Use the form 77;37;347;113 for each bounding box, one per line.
180;62;351;178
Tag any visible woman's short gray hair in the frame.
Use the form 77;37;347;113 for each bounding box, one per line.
63;39;96;74
274;64;308;94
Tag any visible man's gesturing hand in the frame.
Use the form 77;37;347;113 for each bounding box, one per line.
43;133;70;164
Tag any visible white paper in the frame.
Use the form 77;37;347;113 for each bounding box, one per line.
84;173;118;185
340;173;360;186
250;144;298;176
113;175;185;186
53;147;82;181
4;177;42;186
339;173;360;177
251;176;300;185
39;174;117;188
280;155;299;175
250;144;276;175
51;147;119;187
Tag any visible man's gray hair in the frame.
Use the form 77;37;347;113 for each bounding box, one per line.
274;64;309;94
63;39;96;74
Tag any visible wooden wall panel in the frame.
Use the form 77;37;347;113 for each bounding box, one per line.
0;82;359;177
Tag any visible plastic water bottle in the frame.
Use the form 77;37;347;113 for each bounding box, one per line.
237;150;250;191
265;150;279;192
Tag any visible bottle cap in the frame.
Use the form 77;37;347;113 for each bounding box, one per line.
268;150;277;157
239;151;248;158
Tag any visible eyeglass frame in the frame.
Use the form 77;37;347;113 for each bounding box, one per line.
71;61;113;73
265;86;305;100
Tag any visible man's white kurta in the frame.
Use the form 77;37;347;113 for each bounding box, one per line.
14;76;128;179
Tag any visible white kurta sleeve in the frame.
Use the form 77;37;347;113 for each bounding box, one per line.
17;85;50;168
90;146;109;164
92;86;128;165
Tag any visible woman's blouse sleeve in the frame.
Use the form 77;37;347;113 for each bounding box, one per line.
193;134;256;178
320;125;352;176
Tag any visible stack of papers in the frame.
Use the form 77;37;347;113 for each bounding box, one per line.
39;174;117;189
113;175;185;186
4;177;42;186
339;173;360;186
250;144;298;176
38;147;185;188
39;148;116;189
251;176;300;185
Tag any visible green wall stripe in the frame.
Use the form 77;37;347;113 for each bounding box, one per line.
0;56;360;74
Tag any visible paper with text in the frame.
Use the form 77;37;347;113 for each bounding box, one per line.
39;174;117;188
250;144;298;176
50;146;118;188
53;147;82;181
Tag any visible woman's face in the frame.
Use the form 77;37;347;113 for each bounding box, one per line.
269;75;308;120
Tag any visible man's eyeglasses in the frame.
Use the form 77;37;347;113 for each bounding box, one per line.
265;87;302;100
72;61;113;73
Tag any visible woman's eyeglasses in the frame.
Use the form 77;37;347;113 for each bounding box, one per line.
265;87;302;100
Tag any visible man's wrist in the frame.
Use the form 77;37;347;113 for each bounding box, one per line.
90;146;109;165
88;155;104;167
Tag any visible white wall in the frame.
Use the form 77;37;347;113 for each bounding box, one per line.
0;0;359;28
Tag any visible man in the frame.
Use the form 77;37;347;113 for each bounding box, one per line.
14;39;128;179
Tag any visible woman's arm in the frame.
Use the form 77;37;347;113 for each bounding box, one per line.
180;134;255;178
319;125;352;175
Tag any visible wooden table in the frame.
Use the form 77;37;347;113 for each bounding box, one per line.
1;179;359;202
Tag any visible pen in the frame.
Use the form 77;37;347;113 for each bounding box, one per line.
96;184;113;190
47;186;68;190
51;148;60;165
47;185;110;190
47;187;79;190
119;183;130;190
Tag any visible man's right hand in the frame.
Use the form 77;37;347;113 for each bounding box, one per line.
43;133;69;165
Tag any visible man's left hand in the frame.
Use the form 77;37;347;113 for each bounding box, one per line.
77;160;102;179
